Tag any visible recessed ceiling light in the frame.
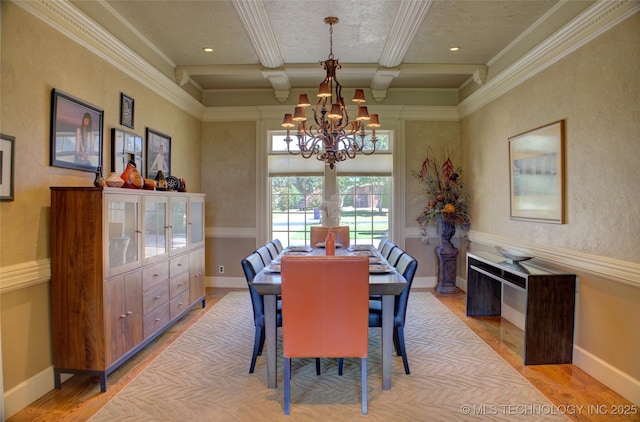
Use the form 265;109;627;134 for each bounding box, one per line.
203;47;214;53
449;46;460;52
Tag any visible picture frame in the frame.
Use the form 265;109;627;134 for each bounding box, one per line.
50;89;103;172
0;133;15;201
111;128;143;177
508;120;565;223
120;93;134;129
146;128;171;179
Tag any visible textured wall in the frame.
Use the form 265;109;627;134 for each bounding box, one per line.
0;3;201;389
460;14;640;380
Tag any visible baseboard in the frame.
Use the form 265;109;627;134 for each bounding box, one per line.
501;303;526;331
573;346;640;405
412;276;436;289
3;365;70;419
207;276;246;289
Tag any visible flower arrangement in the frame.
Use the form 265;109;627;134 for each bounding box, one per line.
413;148;470;237
319;194;341;227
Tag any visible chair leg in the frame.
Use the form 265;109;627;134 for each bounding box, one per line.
249;326;264;373
361;357;368;415
338;358;344;375
284;357;291;415
315;358;321;376
396;326;410;374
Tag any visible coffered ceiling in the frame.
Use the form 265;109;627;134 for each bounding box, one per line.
70;0;595;103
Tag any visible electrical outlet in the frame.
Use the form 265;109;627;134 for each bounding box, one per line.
218;265;224;274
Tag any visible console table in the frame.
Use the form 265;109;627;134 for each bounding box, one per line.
466;251;576;365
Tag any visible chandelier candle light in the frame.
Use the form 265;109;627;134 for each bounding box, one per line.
281;17;380;169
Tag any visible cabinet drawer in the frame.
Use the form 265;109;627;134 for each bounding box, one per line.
170;290;190;319
170;254;189;276
144;303;170;339
143;261;169;290
143;281;169;315
170;272;189;299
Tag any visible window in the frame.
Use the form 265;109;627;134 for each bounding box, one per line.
268;132;392;247
271;176;323;246
338;176;391;246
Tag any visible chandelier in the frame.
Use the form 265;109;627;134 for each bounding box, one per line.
281;17;380;169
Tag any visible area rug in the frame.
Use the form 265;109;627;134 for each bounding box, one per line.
89;292;565;421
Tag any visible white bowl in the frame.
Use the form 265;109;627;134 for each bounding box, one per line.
495;246;533;262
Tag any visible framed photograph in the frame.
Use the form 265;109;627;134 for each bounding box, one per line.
120;93;134;129
111;128;143;176
146;128;171;179
509;120;565;223
0;133;15;201
50;89;103;172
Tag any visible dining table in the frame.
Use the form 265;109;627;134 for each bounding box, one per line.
250;245;407;391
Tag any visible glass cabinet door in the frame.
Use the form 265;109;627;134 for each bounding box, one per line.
170;197;188;254
105;193;141;276
189;196;205;248
143;196;168;263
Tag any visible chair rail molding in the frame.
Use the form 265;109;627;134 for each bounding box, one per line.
468;230;640;288
0;259;51;294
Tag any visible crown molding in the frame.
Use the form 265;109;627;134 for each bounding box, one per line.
202;104;457;122
14;0;205;120
458;0;640;118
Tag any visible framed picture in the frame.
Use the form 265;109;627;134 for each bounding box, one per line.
111;128;143;176
0;133;15;201
120;93;134;129
50;89;103;172
509;120;565;223
146;128;171;179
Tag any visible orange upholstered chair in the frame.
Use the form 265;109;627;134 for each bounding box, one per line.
309;225;350;248
280;255;369;415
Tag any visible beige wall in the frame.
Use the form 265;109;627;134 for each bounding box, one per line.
460;14;640;380
0;3;201;390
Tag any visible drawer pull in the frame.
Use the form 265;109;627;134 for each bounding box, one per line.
155;296;161;300
177;263;183;267
126;311;133;315
155;318;161;322
154;273;160;277
120;314;126;319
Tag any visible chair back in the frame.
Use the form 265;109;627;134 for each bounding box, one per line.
256;245;272;265
271;239;284;253
380;241;396;259
386;246;405;266
310;226;350;248
265;242;279;259
377;238;389;252
281;255;369;358
241;252;267;326
393;253;418;326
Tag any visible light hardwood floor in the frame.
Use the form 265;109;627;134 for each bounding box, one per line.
8;288;638;421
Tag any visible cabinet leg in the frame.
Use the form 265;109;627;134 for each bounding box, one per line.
100;374;107;392
54;369;61;389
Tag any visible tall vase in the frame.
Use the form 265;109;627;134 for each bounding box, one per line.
436;220;459;294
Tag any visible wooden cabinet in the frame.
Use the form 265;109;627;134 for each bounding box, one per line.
466;251;576;365
50;187;206;392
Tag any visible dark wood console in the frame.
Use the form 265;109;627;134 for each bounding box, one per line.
466;251;576;365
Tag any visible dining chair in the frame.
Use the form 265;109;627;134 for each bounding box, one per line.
280;255;370;415
309;225;350;248
242;251;321;376
380;241;396;259
368;252;418;374
256;245;272;266
386;246;405;267
265;242;279;260
377;238;389;252
271;239;284;254
241;251;281;373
